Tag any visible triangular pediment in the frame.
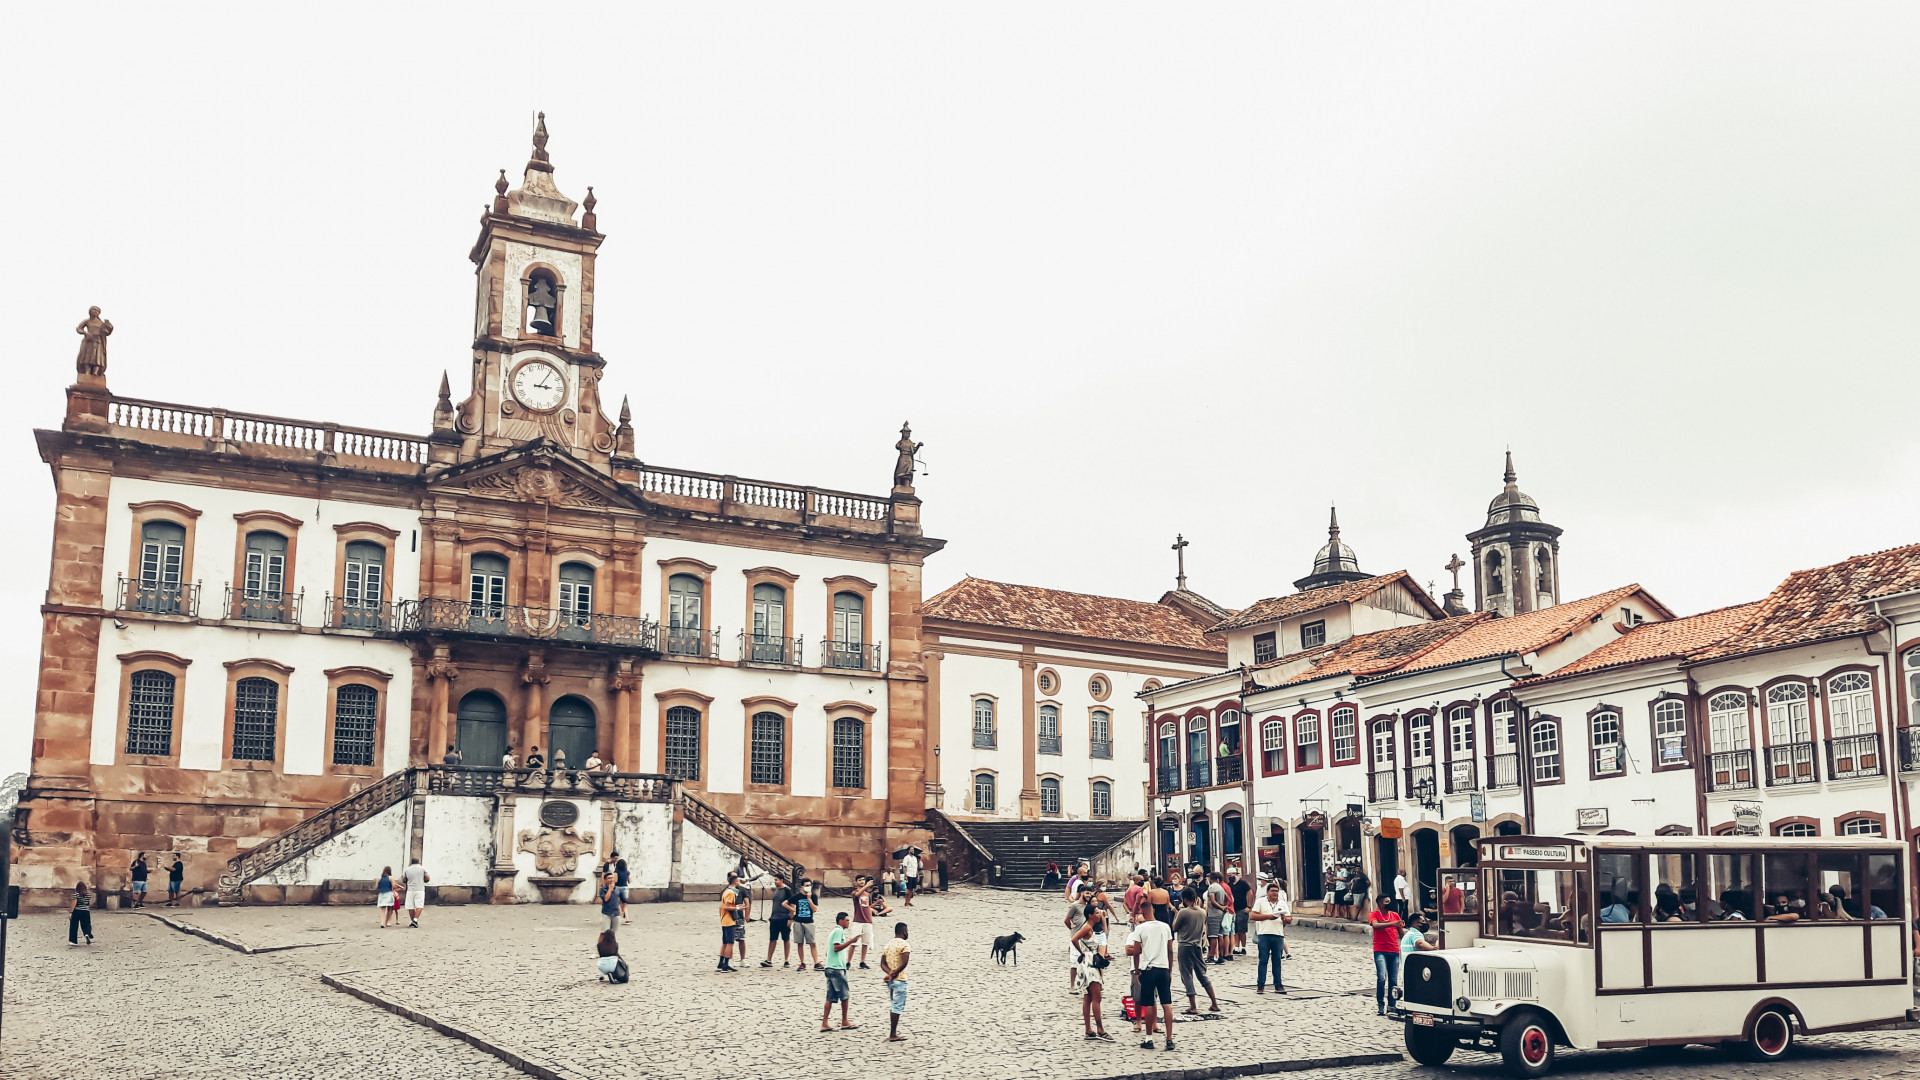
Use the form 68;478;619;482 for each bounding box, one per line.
431;439;640;511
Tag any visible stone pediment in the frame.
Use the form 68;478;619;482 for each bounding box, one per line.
433;441;637;511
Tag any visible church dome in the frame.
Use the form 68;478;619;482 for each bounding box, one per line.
1484;451;1542;527
1313;535;1361;576
1293;506;1373;591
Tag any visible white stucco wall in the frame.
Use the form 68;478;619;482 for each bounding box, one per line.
612;802;675;889
424;795;496;887
259;800;410;885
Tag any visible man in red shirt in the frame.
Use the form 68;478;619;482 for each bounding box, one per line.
1122;875;1147;922
1368;895;1405;1015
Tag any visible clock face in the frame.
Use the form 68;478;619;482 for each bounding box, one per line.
510;360;567;412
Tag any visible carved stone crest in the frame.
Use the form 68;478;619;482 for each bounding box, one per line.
468;464;612;508
517;823;597;875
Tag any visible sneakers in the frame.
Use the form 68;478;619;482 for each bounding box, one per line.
760;960;773;968
858;962;870;970
1139;1040;1156;1050
408;918;419;928
1162;1041;1177;1051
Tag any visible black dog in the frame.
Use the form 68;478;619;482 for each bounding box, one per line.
990;932;1025;965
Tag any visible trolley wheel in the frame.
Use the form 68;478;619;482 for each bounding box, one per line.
1404;1022;1458;1066
1740;1008;1794;1062
1499;1009;1557;1078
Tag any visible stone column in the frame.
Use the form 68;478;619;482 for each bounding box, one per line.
522;649;550;758
924;649;944;810
425;645;457;762
1019;657;1040;820
611;660;641;772
489;790;520;903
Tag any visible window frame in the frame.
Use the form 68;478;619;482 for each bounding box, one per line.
322;665;392;776
1528;716;1563;786
1706;687;1754;754
741;696;795;794
1822;667;1878;740
654;689;713;787
1648;693;1690;772
829;709;870;794
1837;812;1886;837
221;658;293;772
658;557;717;658
1771;818;1819;837
1260;717;1288;776
1300;620;1327;650
1369;716;1395;774
742;565;798;648
1294;710;1323;771
1329;704;1360;765
1762;678;1813;746
1088;707;1112;758
124;502;202;614
1252;632;1278;665
115;650;191;767
1588;704;1626;779
972;695;999;748
972;770;998;813
330;521;398;629
823;575;879;671
466;546;514;619
1089;778;1112;819
1039;775;1062;817
229;510;303;623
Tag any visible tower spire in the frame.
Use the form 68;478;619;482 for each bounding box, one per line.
1328;504;1342;540
1503;449;1516;485
529;111;552;169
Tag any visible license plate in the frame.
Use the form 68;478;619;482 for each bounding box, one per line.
1411;1014;1435;1027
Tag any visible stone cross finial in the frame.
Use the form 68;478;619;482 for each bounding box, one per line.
1171;534;1189;591
1445;553;1465;593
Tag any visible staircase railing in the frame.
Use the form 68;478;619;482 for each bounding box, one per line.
679;788;802;883
219;767;422;901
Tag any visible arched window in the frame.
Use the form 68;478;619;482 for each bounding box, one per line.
1827;672;1875;737
558;562;594;628
1261;719;1286;774
667;574;704;656
1529;720;1560;783
829;591;866;668
1907;651;1920;738
1447;705;1476;761
455;690;508;765
1766;682;1815;785
750;711;785;785
1840;816;1884;836
1187;716;1212;786
1040;777;1061;816
1371;718;1395;770
1090;709;1112;758
973;772;996;812
831;716;865;790
332;684;379;767
1653;699;1686;766
341;540;387;628
1490;698;1517;754
1330;704;1358;765
126;669;176;756
972;698;997;748
1218;709;1242;761
1408;712;1433;764
1536;547;1553;600
1295;713;1321;769
1708;691;1750;753
232;676;279;762
137;520;187;613
1038;704;1060;754
1157;721;1179;772
1590;710;1623;775
525;268;560;336
548;696;596;768
1774;820;1818;838
1486;549;1505;595
241;531;289;621
1091;780;1112;819
470;553;509;622
664;705;702;780
750;583;787;662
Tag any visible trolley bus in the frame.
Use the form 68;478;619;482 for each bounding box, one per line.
1388;834;1913;1076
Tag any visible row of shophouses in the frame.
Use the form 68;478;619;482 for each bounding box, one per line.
1141;543;1920;914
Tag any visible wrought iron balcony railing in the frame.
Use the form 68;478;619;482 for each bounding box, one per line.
1900;727;1920;773
325;595;391;631
116;575;201;617
1446;758;1478;793
823;640;883;672
1185;760;1212;789
1765;741;1818;787
1090;737;1112;760
739;632;801;666
1156;764;1182;794
664;625;713;658
1405;763;1437;805
1707;749;1755;792
1488;753;1519;789
1037;734;1062;755
223;585;302;624
391;597;658;650
1826;733;1883;780
1217;755;1244;784
1369;768;1396;802
973;728;996;750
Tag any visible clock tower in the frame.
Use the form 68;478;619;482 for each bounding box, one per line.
455;113;619;466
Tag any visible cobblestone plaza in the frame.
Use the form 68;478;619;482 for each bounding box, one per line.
7;887;1920;1079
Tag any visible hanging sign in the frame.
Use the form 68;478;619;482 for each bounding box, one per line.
1732;803;1762;836
1470;793;1486;823
1379;817;1404;839
1301;810;1328;832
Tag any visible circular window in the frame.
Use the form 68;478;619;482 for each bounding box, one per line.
1036;668;1059;694
1088;674;1112;702
538;800;580;828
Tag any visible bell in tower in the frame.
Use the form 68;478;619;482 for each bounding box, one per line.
1467;452;1563;616
526;271;559;337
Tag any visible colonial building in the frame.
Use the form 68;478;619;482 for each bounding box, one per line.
14;118;944;907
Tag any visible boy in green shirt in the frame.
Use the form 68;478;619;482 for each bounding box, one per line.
820;912;857;1031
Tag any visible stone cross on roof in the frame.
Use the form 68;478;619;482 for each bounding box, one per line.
1445;553;1466;593
1172;534;1189;591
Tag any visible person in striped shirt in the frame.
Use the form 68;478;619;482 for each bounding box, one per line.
69;881;94;945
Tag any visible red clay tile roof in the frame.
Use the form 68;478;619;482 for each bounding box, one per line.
1392;584;1667;676
1522;602;1763;685
1207;571;1443;634
921;577;1225;653
1686;543;1920;663
1271;618;1488;687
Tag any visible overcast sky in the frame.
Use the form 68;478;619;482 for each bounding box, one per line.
4;4;1917;775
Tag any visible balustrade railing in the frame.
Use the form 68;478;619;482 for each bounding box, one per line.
223;585;302;624
1488;753;1519;789
221;767;420;900
823;640;883;672
116;575;200;617
1369;768;1397;802
1765;742;1818;787
665;625;715;658
1090;737;1112;760
634;466;890;522
1826;733;1883;780
108;396;429;464
1037;734;1062;755
739;632;801;666
427;765;673;801
1707;749;1756;792
325;594;391;631
392;597;658;650
681;788;802;883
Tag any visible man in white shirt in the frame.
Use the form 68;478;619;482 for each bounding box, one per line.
1249;881;1291;994
402;858;430;928
1393;871;1410;918
1126;911;1177;1051
900;851;920;907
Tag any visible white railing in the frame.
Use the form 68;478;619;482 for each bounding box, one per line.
108;396;428;465
635;465;891;522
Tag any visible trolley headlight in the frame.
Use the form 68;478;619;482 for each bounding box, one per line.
1456;996;1471;1012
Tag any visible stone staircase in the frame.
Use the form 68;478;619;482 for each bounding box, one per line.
956;819;1149;889
219;767;422;902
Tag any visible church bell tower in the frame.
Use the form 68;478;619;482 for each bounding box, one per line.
1467;452;1563;616
453;114;619;465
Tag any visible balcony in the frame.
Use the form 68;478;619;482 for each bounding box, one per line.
973;729;996;750
1369;769;1396;802
739;632;800;666
1217;755;1244;784
1405;763;1437;804
1446;758;1478;794
1826;733;1883;781
1186;760;1212;789
1090;737;1112;760
325;595;391;631
663;626;713;658
1901;727;1920;773
223;585;302;624
1037;734;1062;755
391;597;659;652
824;640;883;672
1765;742;1818;787
1707;749;1756;792
116;576;200;617
1488;753;1519;789
1156;765;1182;794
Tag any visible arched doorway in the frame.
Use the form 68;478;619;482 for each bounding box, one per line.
1336;814;1363;867
548;695;597;768
1412;828;1440;913
1260;822;1288;891
1375;835;1399;901
1451;824;1482;867
1190;813;1212;869
1299;823;1324;903
1158;814;1181;874
1221;810;1244;873
456;690;508;766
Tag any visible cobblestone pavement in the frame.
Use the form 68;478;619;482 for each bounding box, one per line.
0;910;524;1080
11;888;1920;1079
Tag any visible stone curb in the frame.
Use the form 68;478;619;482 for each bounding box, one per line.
320;973;593;1080
1287;917;1369;935
141;910;258;954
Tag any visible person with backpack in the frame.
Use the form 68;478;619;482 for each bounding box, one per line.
1072;896;1113;1041
596;929;628;983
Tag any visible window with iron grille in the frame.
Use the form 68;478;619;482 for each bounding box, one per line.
1330;705;1358;764
750;711;785;785
232;676;279;762
1253;632;1276;664
664;705;702;780
1841;817;1883;836
332;684;378;766
1091;780;1111;818
1529;720;1560;782
973;772;995;811
1040;777;1061;815
125;669;175;756
832;716;865;789
1300;621;1326;650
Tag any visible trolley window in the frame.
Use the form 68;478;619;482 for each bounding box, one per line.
1487;868;1589;945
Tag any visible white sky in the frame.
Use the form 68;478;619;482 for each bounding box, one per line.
4;4;1918;775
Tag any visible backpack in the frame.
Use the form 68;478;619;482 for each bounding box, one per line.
611;958;630;984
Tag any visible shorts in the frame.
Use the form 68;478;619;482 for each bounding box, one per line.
1234;911;1250;934
849;922;874;948
889;979;908;1014
824;969;850;1003
617;886;628;902
405;888;425;910
721;926;740;945
132;881;147;894
769;920;791;942
793;922;816;946
1136;966;1173;1007
905;876;919;892
1351;892;1369;910
168;881;182;893
1206;912;1225;937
